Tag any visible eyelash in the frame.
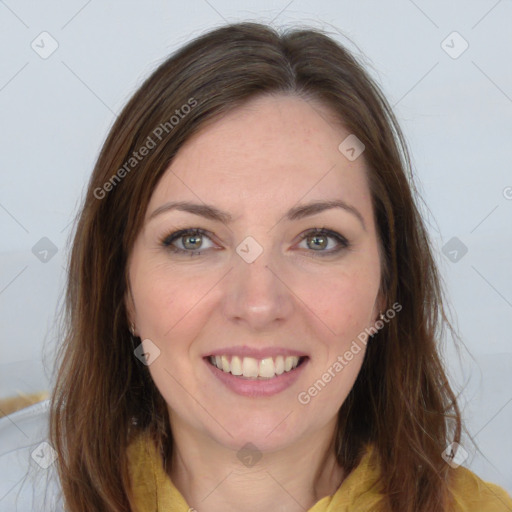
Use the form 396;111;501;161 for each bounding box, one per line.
160;227;351;258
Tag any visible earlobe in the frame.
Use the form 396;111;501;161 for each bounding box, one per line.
126;308;137;337
375;293;387;323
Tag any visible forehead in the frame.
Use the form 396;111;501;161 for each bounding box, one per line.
147;94;372;220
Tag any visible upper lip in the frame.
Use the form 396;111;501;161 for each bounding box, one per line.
204;345;308;359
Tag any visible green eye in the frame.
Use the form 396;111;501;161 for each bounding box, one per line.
299;228;350;254
161;228;213;256
160;227;350;257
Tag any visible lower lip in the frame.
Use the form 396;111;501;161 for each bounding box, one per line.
204;357;309;397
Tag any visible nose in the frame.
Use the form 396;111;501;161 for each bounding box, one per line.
222;242;294;331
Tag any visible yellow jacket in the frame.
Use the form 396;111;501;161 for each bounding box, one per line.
127;431;512;511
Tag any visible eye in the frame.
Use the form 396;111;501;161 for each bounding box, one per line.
296;227;350;256
160;227;350;257
160;228;216;256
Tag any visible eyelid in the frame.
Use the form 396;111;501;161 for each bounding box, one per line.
160;226;350;256
160;228;218;252
295;227;350;252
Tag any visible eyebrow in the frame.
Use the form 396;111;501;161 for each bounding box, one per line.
148;199;366;231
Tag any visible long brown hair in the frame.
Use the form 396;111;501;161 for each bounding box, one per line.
49;21;463;511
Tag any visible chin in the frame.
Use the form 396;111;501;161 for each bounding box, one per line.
210;416;304;453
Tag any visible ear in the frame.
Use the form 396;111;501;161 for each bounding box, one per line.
374;290;387;322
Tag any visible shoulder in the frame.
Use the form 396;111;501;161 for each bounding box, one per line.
0;399;65;511
448;465;512;512
332;444;512;512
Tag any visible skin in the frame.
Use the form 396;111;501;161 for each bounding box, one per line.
126;93;385;512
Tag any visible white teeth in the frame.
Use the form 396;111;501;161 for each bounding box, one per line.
209;354;301;378
242;357;259;378
259;357;275;378
275;355;285;375
289;356;300;370
231;356;243;376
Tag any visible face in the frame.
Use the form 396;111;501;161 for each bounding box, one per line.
126;94;384;453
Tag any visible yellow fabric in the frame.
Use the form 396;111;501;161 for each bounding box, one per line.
127;431;512;511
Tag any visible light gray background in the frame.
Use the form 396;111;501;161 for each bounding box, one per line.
0;0;511;496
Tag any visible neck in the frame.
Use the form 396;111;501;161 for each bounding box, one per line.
168;419;345;512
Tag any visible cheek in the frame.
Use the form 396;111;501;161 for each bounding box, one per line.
131;265;210;410
131;262;213;339
297;265;380;341
303;350;365;413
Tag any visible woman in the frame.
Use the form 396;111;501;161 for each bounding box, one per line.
48;22;512;511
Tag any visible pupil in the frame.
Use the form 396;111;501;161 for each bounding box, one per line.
184;234;201;249
310;235;326;250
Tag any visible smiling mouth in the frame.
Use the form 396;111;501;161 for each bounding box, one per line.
206;354;308;379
